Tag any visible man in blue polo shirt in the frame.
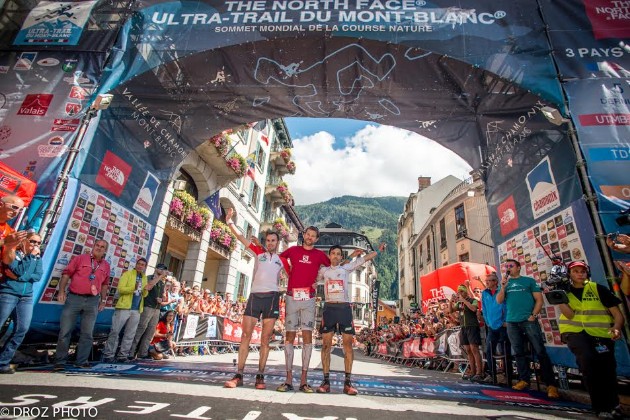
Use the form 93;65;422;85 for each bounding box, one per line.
481;272;510;382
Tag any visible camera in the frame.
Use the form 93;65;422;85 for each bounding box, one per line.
543;257;570;305
616;208;630;226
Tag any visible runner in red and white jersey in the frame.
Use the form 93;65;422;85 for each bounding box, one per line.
276;226;330;393
223;208;288;390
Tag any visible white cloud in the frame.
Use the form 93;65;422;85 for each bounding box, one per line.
285;124;473;205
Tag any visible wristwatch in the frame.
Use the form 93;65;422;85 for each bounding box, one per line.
531;313;539;319
100;299;107;303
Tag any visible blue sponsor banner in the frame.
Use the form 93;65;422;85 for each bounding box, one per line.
13;1;98;46
98;0;564;106
539;0;630;80
564;79;630;253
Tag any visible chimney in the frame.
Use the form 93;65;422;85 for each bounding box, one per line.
418;176;431;191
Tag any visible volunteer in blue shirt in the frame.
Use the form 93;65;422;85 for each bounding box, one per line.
481;272;510;381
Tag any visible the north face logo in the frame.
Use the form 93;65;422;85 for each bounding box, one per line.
104;164;125;186
96;151;131;197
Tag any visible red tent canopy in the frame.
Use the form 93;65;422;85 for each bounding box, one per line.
420;262;496;312
0;161;37;206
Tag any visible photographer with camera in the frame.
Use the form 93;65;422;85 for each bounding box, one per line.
557;261;624;419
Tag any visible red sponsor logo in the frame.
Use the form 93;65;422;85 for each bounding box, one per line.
95;151;131;197
53;119;80;125
69;86;88;100
51;125;77;132
584;0;630;40
0;171;22;195
498;196;519;236
533;190;559;212
17;94;53;116
79;223;90;234
97;196;106;207
63;241;73;252
72;208;84;219
65;102;81;116
579;113;630;126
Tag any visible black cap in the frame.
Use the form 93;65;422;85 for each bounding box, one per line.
156;263;168;270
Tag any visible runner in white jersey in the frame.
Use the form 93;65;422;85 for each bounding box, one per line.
223;208;288;390
315;242;386;395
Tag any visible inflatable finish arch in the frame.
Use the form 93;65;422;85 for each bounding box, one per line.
0;0;628;371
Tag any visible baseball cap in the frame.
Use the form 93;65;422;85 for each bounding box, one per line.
156;263;168;270
567;261;588;270
457;285;468;293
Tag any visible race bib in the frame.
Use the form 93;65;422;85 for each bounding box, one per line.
293;287;310;301
326;280;345;301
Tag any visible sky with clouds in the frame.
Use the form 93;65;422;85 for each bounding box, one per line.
282;122;473;205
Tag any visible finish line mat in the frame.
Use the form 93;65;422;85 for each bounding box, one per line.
23;361;590;414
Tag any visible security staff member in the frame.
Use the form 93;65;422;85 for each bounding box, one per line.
558;261;624;419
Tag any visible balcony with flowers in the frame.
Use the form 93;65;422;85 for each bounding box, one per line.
276;182;294;205
272;218;291;242
196;130;248;182
208;219;237;258
167;190;212;242
270;147;293;175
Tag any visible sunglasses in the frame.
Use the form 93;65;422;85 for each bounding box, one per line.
506;264;516;268
29;240;42;245
4;203;22;211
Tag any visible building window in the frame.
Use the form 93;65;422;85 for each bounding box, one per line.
426;237;431;262
459;253;470;262
237;272;248;299
455;204;467;239
418;244;423;268
255;142;266;171
176;169;198;200
250;182;261;210
439;218;447;249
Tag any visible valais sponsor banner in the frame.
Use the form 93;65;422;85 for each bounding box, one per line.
526;156;561;219
17;94;53;116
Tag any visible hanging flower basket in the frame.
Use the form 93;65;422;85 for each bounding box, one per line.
225;153;247;176
209;134;230;157
210;219;237;252
286;160;296;174
280;148;291;162
272;218;290;240
276;182;293;204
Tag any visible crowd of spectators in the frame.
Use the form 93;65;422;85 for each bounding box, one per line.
160;280;246;322
357;281;484;352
